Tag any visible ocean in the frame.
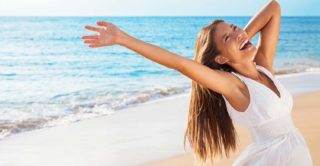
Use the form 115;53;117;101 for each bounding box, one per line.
0;16;319;138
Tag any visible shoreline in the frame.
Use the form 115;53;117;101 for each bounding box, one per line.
0;89;193;166
2;70;320;140
0;72;319;166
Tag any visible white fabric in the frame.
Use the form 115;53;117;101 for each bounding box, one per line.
221;64;313;166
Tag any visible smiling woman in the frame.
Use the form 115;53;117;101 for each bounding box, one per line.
82;0;313;165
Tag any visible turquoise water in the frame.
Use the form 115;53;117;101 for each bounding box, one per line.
0;16;319;138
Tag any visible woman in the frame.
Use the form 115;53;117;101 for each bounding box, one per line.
82;0;313;165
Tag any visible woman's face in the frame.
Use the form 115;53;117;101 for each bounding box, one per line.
213;22;257;65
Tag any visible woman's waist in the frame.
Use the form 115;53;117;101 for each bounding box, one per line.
248;115;297;143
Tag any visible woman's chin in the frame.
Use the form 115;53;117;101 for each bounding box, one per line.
240;48;257;61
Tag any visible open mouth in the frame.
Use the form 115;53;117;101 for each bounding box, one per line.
239;40;253;51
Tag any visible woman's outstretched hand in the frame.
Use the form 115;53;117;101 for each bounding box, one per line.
82;21;122;48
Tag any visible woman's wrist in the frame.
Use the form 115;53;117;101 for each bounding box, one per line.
116;30;131;46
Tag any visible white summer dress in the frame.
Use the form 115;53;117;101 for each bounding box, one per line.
221;64;313;166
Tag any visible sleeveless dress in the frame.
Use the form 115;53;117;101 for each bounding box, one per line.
221;64;313;166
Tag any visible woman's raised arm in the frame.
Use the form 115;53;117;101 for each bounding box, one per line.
82;21;236;96
244;0;281;74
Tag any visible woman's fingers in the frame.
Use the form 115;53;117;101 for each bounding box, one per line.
83;39;103;48
83;40;107;48
84;25;102;32
83;21;117;48
89;44;103;48
96;21;109;27
82;35;99;40
83;39;97;44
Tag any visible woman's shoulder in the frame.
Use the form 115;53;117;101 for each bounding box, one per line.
218;70;244;87
219;70;248;101
220;70;251;113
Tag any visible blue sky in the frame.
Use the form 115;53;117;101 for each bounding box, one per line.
0;0;319;16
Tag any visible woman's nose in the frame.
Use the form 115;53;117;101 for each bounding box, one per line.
237;33;244;42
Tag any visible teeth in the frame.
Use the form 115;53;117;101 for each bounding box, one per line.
240;39;248;50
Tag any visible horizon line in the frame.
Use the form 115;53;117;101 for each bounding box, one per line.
0;15;320;17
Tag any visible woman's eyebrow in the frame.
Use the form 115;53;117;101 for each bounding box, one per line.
222;24;234;41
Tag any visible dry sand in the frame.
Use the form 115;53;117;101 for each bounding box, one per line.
144;91;320;166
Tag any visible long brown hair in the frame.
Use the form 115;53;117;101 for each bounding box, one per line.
184;19;238;165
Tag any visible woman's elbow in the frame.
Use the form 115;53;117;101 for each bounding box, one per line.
271;0;281;14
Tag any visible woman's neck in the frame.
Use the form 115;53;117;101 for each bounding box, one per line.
232;61;263;81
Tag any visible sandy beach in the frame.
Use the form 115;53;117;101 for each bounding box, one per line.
0;72;319;166
144;91;320;166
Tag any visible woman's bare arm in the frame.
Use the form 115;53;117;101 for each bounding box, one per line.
82;21;237;96
244;0;281;74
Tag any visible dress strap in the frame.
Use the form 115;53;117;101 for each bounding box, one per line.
230;64;274;87
231;71;245;83
256;65;274;79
